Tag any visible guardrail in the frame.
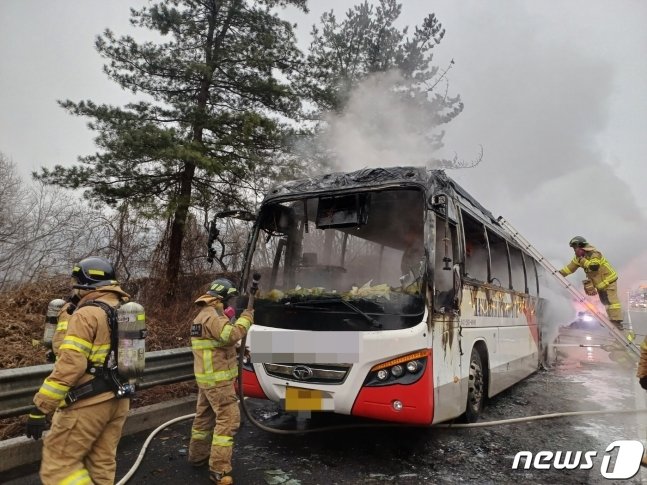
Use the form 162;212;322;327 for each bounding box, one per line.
0;347;193;419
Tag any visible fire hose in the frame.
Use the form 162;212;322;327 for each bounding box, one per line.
116;275;647;483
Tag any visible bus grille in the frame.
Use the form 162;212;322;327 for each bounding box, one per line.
262;363;351;384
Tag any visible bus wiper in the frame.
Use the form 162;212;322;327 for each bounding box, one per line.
284;298;382;329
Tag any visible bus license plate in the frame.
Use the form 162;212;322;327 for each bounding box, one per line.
284;387;324;411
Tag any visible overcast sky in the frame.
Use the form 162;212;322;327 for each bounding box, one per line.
1;0;646;292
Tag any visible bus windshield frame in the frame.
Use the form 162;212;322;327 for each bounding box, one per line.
243;187;428;331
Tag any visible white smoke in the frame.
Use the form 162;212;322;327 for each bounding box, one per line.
319;70;455;172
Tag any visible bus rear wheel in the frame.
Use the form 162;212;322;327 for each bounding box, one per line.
464;347;485;423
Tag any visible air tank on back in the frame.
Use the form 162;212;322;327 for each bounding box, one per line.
116;301;147;380
42;299;66;349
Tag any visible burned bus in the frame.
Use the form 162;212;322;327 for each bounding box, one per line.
231;166;546;424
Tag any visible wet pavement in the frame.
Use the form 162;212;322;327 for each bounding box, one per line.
6;340;647;485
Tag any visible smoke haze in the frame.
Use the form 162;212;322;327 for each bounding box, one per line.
1;0;645;294
300;0;647;298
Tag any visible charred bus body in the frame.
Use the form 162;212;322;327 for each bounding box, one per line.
229;166;547;424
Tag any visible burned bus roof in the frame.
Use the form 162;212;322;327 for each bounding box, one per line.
264;166;497;225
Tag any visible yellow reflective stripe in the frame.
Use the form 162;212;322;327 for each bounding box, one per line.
220;324;233;342
56;320;68;332
192;338;226;350
607;303;621;309
89;344;110;365
29;413;45;419
599;266;618;286
236;317;251;332
191;428;212;441
641;341;647;351
60;468;92;485
586;257;602;266
212;435;234;447
203;349;214;375
195;368;238;385
60;336;92;357
88;269;105;276
561;266;573;276
39;378;70;399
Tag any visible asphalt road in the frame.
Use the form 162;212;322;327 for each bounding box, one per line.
6;339;647;485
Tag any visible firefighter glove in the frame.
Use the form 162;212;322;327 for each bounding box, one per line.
640;376;647;391
45;350;56;363
25;411;46;440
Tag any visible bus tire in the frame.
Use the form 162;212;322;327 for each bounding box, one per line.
464;347;485;423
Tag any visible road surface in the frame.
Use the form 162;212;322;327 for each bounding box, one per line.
5;337;646;485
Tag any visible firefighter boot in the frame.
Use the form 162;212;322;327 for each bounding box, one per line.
611;320;624;331
210;471;233;485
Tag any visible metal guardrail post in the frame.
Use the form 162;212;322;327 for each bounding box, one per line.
0;347;194;419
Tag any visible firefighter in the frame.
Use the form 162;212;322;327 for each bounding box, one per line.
558;236;624;331
25;256;131;485
188;278;254;485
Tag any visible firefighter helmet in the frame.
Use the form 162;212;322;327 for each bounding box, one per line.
206;278;239;299
71;257;117;290
569;236;588;248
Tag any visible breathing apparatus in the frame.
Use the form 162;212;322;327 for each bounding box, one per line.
42;298;66;349
66;257;147;402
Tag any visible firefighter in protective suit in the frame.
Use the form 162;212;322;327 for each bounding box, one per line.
25;257;131;485
188;278;253;485
558;236;624;331
638;336;647;467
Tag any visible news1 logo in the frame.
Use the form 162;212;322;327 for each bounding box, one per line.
512;440;645;479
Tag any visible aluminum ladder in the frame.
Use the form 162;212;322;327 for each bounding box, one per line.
496;216;640;359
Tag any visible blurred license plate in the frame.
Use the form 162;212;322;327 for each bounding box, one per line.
284;387;323;411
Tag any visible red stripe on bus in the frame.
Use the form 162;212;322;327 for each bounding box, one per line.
238;368;269;399
351;353;434;424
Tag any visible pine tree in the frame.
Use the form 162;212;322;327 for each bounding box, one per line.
34;0;307;293
302;0;469;168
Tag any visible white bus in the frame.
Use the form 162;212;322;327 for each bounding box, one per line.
232;166;547;424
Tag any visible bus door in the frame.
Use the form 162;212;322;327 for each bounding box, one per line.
429;198;463;422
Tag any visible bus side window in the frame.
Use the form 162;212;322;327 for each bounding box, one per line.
434;215;458;310
461;211;488;282
486;229;509;288
509;244;526;293
524;253;539;296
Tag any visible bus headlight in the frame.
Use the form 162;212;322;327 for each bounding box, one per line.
406;360;420;373
363;350;429;387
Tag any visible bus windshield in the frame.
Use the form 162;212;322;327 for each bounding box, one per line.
248;188;426;331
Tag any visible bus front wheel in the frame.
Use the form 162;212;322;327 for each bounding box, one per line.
464;347;485;422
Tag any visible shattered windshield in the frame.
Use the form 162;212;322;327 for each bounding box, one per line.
248;188;426;331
